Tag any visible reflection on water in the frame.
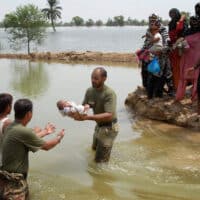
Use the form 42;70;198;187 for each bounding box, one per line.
1;59;200;199
10;60;49;98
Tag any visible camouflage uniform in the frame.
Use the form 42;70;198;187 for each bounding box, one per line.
0;170;28;200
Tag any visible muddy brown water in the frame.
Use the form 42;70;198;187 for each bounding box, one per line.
0;59;200;200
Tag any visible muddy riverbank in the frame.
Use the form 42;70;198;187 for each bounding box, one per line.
125;87;200;130
0;51;137;66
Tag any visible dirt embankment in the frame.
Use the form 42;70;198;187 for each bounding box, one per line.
125;87;200;130
0;51;137;65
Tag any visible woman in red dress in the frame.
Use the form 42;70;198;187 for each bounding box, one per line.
168;8;187;90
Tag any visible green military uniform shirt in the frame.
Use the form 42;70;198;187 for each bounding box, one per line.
1;121;45;175
82;85;117;125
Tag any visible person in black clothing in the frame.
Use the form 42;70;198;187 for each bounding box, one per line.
141;14;171;90
195;2;200;17
184;16;200;36
184;2;200;35
141;14;174;98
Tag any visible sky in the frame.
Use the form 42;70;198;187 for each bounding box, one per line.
0;0;198;22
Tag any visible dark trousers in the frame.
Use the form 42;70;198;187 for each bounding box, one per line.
147;73;165;99
158;54;175;95
141;61;149;88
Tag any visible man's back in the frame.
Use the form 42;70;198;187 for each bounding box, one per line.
2;121;44;176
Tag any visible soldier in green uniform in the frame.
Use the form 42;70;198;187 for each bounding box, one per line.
72;67;119;163
0;98;65;199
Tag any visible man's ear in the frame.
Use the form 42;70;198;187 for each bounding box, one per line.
24;112;29;120
6;105;11;113
26;111;32;120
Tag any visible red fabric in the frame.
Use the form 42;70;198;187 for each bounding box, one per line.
169;20;185;89
176;20;184;32
169;50;181;90
176;32;200;101
169;20;184;44
135;49;150;62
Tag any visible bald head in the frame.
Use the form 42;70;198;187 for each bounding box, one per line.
93;67;107;78
91;67;107;89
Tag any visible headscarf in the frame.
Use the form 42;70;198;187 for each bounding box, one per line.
149;14;161;22
189;16;200;33
168;8;181;31
190;16;199;28
195;2;200;17
148;13;161;28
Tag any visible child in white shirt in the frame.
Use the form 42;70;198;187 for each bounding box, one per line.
148;21;163;53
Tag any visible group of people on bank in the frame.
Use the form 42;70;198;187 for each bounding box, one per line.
137;2;200;113
0;67;118;199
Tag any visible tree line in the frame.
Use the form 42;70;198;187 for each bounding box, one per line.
60;16;166;27
0;0;190;55
0;15;170;28
0;0;172;30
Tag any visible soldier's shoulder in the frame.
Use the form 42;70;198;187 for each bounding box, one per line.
86;87;94;93
105;85;116;96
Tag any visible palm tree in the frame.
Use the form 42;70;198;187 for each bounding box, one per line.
42;0;62;32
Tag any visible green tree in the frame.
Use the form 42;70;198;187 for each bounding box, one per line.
113;15;125;26
95;20;103;26
71;16;84;26
106;18;114;26
181;11;191;24
85;19;94;27
126;17;133;25
3;4;47;54
140;19;147;26
42;0;62;32
126;17;141;26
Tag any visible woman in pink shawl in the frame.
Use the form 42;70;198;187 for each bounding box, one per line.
175;14;200;102
187;58;200;113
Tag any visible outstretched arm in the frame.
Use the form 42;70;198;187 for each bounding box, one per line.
33;123;56;138
72;112;113;123
41;129;65;151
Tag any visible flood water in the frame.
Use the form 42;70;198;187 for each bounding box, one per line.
1;58;200;200
0;26;145;53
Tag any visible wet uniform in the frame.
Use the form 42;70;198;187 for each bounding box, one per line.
83;85;119;162
0;121;45;199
